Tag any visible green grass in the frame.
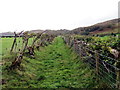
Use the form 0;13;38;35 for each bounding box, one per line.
2;37;96;88
0;37;34;55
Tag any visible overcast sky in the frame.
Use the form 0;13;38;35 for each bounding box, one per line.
0;0;119;33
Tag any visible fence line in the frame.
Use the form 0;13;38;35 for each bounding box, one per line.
63;36;120;88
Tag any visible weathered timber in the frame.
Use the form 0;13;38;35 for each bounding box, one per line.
9;37;29;70
10;31;23;53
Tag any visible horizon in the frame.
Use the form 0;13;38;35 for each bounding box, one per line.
0;0;119;33
0;17;118;33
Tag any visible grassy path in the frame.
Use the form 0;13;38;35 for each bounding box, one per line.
2;37;96;88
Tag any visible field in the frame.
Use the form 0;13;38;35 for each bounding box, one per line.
1;33;120;88
1;37;97;88
0;38;34;55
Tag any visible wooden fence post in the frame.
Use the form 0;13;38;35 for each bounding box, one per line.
84;44;87;56
74;40;78;53
116;54;120;89
10;31;23;53
95;50;99;81
79;42;83;60
73;40;76;51
68;37;70;46
10;32;17;53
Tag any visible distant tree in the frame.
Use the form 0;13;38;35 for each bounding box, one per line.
107;25;112;28
98;27;104;31
81;31;89;35
111;33;116;36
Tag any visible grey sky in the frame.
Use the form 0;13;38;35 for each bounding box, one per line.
0;0;119;33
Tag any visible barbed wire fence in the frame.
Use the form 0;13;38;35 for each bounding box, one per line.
63;36;120;88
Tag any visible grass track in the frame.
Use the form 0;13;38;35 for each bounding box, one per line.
2;37;96;88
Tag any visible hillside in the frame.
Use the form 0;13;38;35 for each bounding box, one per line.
0;18;119;36
70;18;120;35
